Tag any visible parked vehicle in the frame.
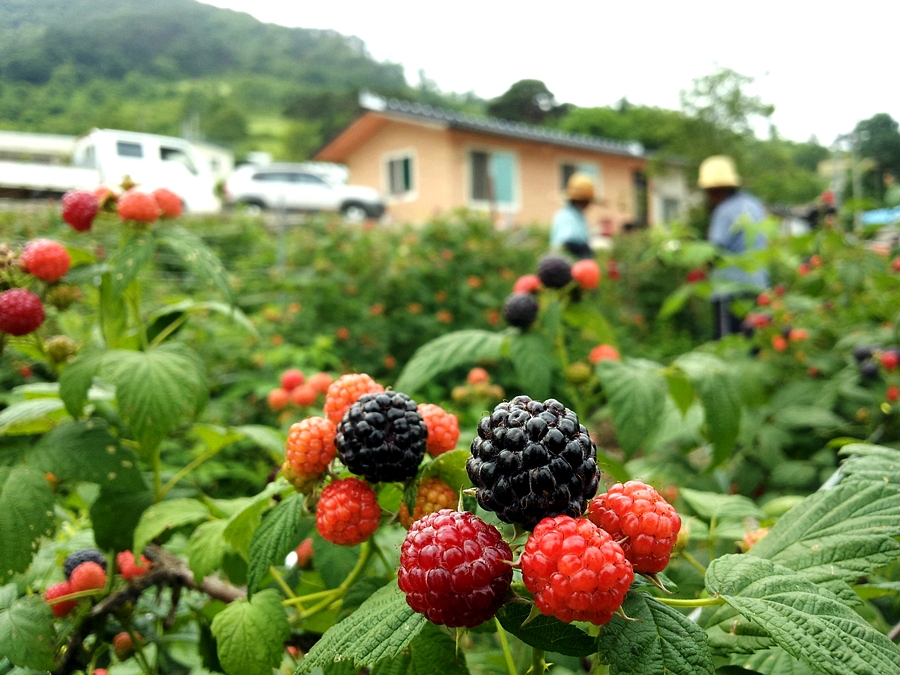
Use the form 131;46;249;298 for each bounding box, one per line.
0;129;221;213
223;163;384;221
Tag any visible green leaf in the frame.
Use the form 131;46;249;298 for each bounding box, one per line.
157;226;234;304
0;399;65;436
680;488;765;521
222;480;286;558
395;330;507;395
232;424;286;461
110;232;156;297
147;300;258;340
748;481;900;598
0;585;56;670
732;648;816;675
313;536;361;590
495;602;595;657
595;358;668;457
509;332;553;400
675;353;741;466
91;486;153;551
0;467;55;583
100;343;207;452
133;498;211;554
247;493;313;594
839;443;900;484
26;420;145;491
659;284;695;319
420;449;471;493
338;576;392;619
665;370;695;417
596;591;714;675
296;583;427;674
772;406;844;430
210;589;289;675
189;520;235;583
563;304;616;345
58;351;104;418
372;622;469;675
706;555;900;675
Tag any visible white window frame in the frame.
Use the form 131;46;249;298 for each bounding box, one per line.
381;148;418;203
558;159;603;197
465;145;521;213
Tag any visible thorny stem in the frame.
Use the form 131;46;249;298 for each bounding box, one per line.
494;617;517;675
530;647;546;674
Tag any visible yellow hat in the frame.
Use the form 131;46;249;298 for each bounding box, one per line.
566;173;595;201
698;155;740;189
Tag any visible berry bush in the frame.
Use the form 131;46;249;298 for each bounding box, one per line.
0;200;898;675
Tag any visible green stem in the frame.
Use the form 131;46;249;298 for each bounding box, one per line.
152;446;163;503
127;285;149;351
530;647;546;674
125;625;154;675
148;313;190;348
283;588;337;607
270;566;296;599
285;541;374;619
494;618;517;675
680;549;708;575
656;595;724;608
158;444;223;499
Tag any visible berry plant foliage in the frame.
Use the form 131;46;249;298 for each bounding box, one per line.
1;200;899;675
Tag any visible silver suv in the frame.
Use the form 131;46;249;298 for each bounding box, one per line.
224;164;385;221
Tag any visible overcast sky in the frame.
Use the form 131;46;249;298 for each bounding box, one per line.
200;0;898;145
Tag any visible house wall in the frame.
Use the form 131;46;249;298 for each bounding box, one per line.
342;120;455;224
648;166;691;224
342;118;648;230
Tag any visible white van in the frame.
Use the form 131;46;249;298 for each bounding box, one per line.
71;130;221;214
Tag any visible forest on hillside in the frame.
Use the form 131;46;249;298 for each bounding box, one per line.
3;0;899;207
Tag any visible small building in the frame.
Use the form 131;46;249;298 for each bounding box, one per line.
316;95;685;230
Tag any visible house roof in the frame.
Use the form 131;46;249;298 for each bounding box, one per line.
315;94;646;163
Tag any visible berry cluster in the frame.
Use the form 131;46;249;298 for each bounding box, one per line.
267;369;333;412
61;185;185;233
451;368;505;406
502;256;602;330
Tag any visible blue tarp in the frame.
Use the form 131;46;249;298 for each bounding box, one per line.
861;207;900;225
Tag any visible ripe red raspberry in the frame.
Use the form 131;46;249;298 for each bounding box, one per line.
291;384;317;407
398;510;512;628
588;480;681;574
93;186;117;209
880;350;899;371
788;328;808;342
94;669;108;675
283;417;337;491
116;550;151;580
774;284;786;296
399;477;458;528
521;515;633;625
686;269;706;283
69;561;107;592
418;403;460;457
571;259;601;290
22;239;71;282
513;274;541;294
589;344;620;363
267;388;290;411
117;190;161;223
316;477;380;546
152;188;183;218
467;367;490;385
323;373;384;425
294;538;314;567
61;190;99;232
45;581;77;617
0;289;45;336
798;263;810;276
308;372;333;394
757;292;771;306
888;385;899;402
772;335;788;352
281;369;305;391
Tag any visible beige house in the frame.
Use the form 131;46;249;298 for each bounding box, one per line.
316;96;681;231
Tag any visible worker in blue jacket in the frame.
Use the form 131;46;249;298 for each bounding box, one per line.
699;155;769;339
550;173;595;259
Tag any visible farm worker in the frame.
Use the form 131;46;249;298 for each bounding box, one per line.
699;155;769;339
550;173;594;259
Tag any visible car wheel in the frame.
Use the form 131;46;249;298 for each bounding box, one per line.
341;203;368;224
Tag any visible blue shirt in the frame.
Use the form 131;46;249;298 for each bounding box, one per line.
708;191;769;295
550;205;589;248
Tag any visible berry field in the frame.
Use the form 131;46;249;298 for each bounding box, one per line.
1;198;899;675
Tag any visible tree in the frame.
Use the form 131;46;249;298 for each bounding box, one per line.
856;113;900;178
680;66;774;137
487;79;567;125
